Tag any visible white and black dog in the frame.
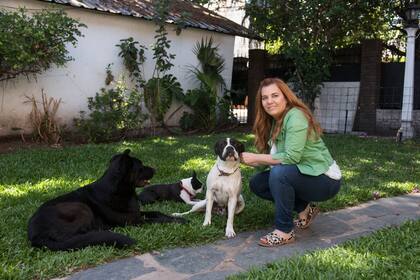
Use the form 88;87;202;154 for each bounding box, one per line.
138;171;203;205
173;138;245;238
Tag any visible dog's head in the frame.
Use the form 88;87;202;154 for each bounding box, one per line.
109;149;155;188
181;170;203;194
214;138;245;162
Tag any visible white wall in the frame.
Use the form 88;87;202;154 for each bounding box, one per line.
208;0;249;57
314;82;360;133
0;0;235;136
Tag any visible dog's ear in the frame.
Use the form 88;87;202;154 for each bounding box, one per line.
191;171;203;189
214;139;225;157
236;142;245;154
230;139;245;154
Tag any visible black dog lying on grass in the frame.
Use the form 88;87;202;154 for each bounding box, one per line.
27;149;185;251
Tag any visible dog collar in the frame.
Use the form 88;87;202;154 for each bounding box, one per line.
179;182;195;198
217;165;239;176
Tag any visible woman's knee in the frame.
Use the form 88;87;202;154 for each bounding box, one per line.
268;165;297;193
269;165;296;182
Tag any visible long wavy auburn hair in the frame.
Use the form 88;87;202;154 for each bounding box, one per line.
253;78;323;153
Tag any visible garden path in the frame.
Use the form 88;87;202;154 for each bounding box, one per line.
56;193;420;280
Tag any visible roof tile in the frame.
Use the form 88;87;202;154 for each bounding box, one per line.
38;0;260;39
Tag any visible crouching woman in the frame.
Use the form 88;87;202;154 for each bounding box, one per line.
241;78;341;247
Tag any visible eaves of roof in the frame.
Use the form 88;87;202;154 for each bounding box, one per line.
37;0;262;40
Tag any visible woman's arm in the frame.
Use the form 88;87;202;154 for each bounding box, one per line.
271;109;308;164
241;152;281;167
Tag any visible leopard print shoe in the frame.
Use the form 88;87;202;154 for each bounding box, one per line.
294;205;320;229
258;230;296;247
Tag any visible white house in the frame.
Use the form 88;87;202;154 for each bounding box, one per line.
0;0;257;137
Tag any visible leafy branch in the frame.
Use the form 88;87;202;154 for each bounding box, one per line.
0;8;85;82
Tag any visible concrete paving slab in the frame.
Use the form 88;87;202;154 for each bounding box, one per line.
58;193;419;280
153;246;225;274
67;257;155;280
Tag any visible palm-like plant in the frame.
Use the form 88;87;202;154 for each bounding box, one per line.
191;37;226;95
181;37;227;131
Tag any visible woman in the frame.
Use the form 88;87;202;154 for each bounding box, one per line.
241;78;341;247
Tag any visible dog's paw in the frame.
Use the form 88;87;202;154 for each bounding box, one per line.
225;228;236;238
202;219;211;226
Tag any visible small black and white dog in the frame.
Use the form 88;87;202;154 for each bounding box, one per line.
138;171;203;205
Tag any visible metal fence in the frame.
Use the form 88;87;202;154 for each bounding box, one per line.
230;86;420;139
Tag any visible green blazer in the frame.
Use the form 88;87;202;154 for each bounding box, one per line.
260;107;334;176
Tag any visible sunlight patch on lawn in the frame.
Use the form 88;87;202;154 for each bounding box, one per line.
0;178;89;198
151;137;179;145
341;170;359;179
182;158;213;171
383;181;414;190
357;158;373;164
0;184;28;197
308;247;391;271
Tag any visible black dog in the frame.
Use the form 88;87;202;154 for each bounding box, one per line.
27;149;185;251
138;171;203;205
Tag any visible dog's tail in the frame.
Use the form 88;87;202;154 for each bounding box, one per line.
31;231;135;251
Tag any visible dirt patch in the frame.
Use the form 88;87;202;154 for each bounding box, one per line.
0;137;50;154
0;124;253;154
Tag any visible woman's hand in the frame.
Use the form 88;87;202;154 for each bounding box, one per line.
240;152;260;167
240;152;282;167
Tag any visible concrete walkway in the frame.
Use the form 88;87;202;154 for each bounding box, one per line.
59;193;420;280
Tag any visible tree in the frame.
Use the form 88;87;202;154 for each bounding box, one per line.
245;0;412;109
0;8;85;82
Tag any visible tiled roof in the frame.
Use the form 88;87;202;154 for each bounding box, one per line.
37;0;260;39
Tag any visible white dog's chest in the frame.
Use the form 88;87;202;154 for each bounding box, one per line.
207;170;242;206
211;187;230;206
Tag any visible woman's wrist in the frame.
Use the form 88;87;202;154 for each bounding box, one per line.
258;154;281;166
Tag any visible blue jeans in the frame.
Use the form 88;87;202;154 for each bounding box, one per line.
249;164;341;233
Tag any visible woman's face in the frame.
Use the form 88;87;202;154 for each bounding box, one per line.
261;84;287;119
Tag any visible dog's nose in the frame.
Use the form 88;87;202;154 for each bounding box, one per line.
226;146;235;156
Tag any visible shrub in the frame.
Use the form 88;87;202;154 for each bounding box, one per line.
74;74;145;143
0;8;85;82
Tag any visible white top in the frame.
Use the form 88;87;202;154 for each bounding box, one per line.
324;160;342;180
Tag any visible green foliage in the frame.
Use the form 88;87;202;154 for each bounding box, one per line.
286;47;331;109
181;37;233;131
117;1;184;129
191;37;226;92
117;37;184;127
181;87;217;130
73;72;145;143
0;134;418;279
143;0;179;127
117;37;147;86
144;74;184;123
0;8;85;82
245;0;404;109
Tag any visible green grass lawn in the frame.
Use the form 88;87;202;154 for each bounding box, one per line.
0;133;419;279
229;220;420;280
